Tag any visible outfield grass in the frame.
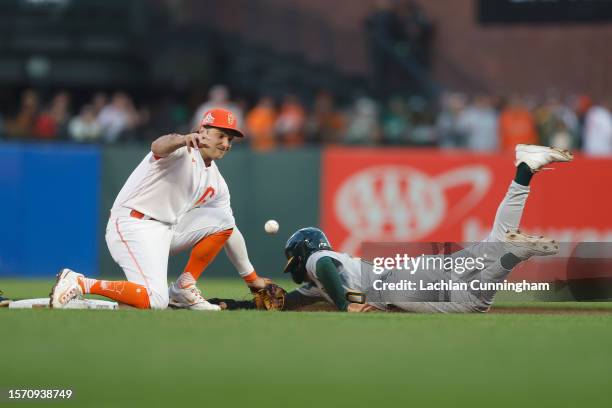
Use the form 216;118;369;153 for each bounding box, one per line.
2;279;612;408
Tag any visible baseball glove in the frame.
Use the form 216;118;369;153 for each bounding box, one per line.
251;281;286;311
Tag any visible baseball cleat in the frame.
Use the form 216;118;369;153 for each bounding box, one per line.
49;268;84;308
168;282;221;311
515;144;573;172
504;229;559;260
0;290;11;307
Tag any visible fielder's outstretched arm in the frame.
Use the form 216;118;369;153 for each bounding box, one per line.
224;227;255;279
224;227;274;290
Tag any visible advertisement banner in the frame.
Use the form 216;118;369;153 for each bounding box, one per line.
322;147;612;256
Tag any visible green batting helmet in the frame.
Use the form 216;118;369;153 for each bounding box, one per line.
283;227;332;284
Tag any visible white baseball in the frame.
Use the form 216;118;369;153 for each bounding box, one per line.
264;219;279;234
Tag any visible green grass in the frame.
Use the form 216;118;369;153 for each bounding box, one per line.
2;279;612;408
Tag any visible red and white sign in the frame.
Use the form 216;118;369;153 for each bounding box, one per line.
322;147;612;255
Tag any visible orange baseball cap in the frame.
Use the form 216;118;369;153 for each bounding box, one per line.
200;108;245;137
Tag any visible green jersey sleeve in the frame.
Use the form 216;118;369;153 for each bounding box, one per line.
315;256;349;311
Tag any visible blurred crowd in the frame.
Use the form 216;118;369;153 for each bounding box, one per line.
434;92;612;156
1;85;611;156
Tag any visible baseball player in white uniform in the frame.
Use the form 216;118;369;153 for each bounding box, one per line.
282;145;573;313
51;108;269;310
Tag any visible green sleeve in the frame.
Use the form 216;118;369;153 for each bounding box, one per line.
315;257;349;311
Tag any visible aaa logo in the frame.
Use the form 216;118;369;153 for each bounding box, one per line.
334;165;491;253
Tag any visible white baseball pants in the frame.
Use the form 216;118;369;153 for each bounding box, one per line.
105;206;235;309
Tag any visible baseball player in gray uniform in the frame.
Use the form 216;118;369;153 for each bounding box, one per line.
282;145;573;313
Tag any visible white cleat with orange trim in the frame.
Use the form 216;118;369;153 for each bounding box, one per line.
49;268;84;308
515;144;573;172
168;282;221;311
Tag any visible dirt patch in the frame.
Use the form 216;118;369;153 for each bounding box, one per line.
490;307;612;315
294;303;612;315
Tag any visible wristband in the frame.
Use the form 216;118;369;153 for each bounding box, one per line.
243;271;259;283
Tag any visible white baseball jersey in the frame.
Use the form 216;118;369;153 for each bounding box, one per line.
111;147;231;224
297;250;367;304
